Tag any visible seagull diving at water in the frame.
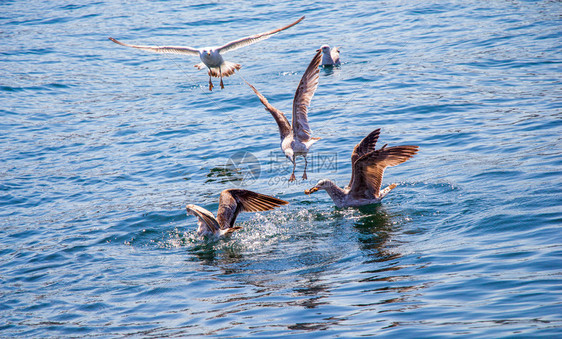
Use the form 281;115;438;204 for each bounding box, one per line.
245;50;322;182
320;45;340;66
109;16;305;91
305;129;419;207
186;189;288;238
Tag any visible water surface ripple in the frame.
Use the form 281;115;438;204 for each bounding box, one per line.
1;0;561;337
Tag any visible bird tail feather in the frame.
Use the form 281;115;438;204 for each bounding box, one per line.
305;137;321;148
220;226;242;236
205;61;242;78
379;183;397;199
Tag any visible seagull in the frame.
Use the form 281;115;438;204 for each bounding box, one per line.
320;45;340;66
186;189;288;238
305;129;419;207
245;50;322;181
109;16;305;91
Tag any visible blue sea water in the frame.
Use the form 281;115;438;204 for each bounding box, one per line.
1;0;561;337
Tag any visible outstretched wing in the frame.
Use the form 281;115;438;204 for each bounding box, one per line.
347;129;381;188
245;80;291;140
218;16;304;54
292;49;322;142
217;189;289;228
109;37;200;56
351;129;381;165
349;145;419;199
185;204;220;235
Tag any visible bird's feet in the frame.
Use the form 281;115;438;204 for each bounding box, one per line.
208;79;214;91
302;172;307;180
289;173;296;182
220;78;225;89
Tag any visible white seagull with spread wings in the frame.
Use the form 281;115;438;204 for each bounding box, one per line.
305;129;419;207
109;16;304;91
245;50;322;182
186;189;288;238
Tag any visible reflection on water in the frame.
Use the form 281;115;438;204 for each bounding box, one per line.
180;205;428;333
353;205;398;261
188;240;245;267
205;151;261;185
205;166;241;184
292;277;331;309
158;203;432;334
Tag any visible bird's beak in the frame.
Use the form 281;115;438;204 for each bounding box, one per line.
206;51;211;56
304;186;319;195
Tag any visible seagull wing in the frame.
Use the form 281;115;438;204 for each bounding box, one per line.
185;204;221;234
216;189;289;229
351;129;381;165
109;37;200;56
348;129;381;188
292;49;321;142
217;16;304;54
349;145;419;199
331;47;341;65
245;80;291;140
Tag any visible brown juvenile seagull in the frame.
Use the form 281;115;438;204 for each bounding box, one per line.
305;129;419;207
109;16;304;91
185;189;288;238
245;50;322;181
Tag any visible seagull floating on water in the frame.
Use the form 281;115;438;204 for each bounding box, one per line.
186;189;288;238
245;50;322;181
305;129;418;207
320;45;340;66
109;16;304;91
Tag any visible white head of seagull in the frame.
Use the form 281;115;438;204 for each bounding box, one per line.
109;16;305;91
244;50;322;182
305;129;419;207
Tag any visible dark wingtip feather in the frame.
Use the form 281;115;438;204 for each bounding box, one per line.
224;189;289;213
